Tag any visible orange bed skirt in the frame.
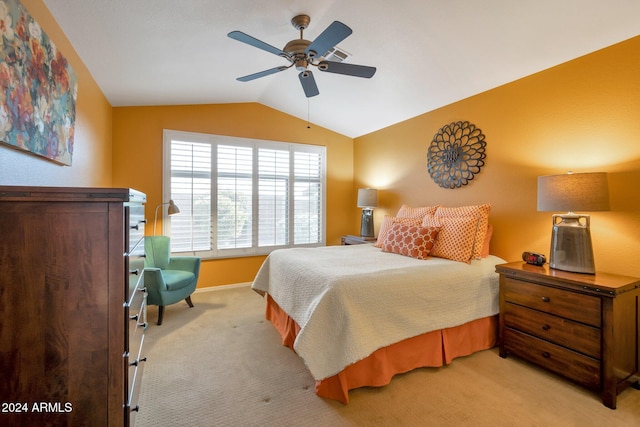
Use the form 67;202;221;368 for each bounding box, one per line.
265;295;498;404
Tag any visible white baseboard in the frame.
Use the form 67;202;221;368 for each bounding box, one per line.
194;282;251;293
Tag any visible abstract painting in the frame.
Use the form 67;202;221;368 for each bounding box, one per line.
0;0;78;166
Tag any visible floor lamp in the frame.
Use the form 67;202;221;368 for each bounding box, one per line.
537;172;609;274
153;200;181;235
357;188;378;238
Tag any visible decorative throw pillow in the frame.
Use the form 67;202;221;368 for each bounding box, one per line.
480;224;493;258
395;204;439;219
421;215;479;263
434;204;491;259
375;216;422;248
380;222;440;260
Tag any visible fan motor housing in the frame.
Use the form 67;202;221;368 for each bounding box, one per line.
284;39;312;70
284;39;311;55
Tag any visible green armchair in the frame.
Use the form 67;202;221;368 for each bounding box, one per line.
144;236;201;325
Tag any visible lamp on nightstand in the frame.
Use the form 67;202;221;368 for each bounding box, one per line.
537;172;609;274
357;188;378;238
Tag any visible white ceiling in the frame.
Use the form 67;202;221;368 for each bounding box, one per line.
42;0;640;138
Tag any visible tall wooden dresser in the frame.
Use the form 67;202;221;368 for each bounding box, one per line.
0;186;147;426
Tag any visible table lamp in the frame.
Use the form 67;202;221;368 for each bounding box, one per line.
357;188;378;238
537;172;609;274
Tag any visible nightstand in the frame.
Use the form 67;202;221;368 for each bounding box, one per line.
496;262;640;409
341;235;377;245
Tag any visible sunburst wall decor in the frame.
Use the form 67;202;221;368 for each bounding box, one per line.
427;121;486;189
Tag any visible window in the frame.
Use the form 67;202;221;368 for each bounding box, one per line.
162;130;326;258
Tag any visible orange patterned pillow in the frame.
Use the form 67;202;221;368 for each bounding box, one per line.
380;223;440;260
422;215;479;263
375;216;422;248
396;204;439;219
480;224;493;257
434;204;491;259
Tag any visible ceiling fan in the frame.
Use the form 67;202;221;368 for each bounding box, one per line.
228;14;376;98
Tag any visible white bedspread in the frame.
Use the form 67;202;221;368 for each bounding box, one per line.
252;244;505;381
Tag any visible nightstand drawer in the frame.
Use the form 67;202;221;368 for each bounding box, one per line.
502;277;601;327
504;328;600;390
503;303;601;359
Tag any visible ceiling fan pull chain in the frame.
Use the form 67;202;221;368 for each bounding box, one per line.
307;98;311;129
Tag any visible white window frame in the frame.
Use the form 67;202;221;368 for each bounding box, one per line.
162;129;326;258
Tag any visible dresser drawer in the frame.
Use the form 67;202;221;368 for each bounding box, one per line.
128;279;147;360
503;303;601;359
502;277;601;327
128;205;146;253
128;253;145;306
127;337;145;421
127;279;146;420
504;328;600;390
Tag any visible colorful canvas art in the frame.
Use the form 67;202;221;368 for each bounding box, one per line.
0;0;78;165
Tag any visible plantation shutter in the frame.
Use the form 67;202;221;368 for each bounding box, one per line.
163;130;325;258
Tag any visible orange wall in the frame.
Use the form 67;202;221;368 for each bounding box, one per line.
10;2;640;282
0;0;112;187
355;36;640;278
112;103;354;287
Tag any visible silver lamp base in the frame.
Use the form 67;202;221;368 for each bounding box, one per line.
360;209;374;238
549;214;595;274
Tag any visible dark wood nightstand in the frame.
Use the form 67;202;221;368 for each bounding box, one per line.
341;235;377;245
496;261;640;409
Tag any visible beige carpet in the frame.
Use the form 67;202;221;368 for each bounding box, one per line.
135;285;640;427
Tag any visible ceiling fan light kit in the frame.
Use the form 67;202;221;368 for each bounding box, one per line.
228;14;376;98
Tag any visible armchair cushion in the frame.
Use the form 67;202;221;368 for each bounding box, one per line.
162;270;197;291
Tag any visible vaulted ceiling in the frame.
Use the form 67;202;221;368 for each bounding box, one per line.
43;0;640;138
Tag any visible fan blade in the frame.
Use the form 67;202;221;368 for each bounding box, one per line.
318;61;376;78
298;71;319;98
305;21;352;58
228;31;287;57
237;66;289;82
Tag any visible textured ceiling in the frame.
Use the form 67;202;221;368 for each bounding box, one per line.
43;0;640;138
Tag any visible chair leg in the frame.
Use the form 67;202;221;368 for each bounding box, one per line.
157;306;165;325
185;295;194;308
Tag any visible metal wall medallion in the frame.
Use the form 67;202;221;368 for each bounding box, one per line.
427;121;487;189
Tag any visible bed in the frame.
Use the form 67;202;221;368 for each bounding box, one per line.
252;203;503;403
252;237;506;403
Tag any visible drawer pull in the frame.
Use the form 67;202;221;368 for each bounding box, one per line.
130;356;148;367
541;296;550;302
542;351;550;358
130;268;139;275
541;324;550;331
130;219;147;230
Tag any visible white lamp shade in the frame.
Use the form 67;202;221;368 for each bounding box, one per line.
537;172;609;212
357;188;378;208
